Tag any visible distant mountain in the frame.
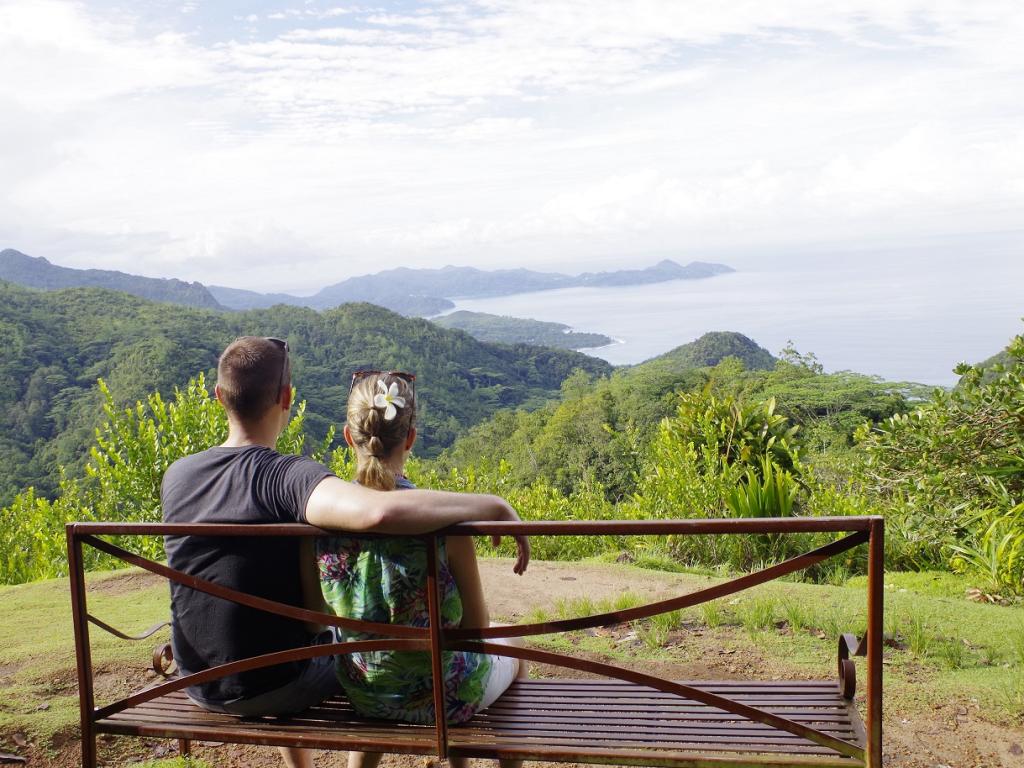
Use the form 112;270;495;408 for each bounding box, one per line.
635;331;776;373
3;248;734;319
207;284;454;317
205;285;303;310
0;249;222;310
433;311;613;350
302;259;734;306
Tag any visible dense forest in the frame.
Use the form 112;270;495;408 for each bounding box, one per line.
1;277;1021;603
0;279;609;503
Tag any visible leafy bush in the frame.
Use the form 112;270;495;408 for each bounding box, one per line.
0;375;327;584
856;333;1024;593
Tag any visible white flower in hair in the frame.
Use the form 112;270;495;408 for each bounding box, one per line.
374;380;406;421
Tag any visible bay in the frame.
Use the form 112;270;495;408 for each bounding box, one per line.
449;251;1024;385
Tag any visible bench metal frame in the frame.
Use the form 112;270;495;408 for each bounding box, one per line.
67;517;883;768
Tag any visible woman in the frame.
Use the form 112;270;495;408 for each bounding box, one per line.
314;371;525;768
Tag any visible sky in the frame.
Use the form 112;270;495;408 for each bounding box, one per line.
1;0;1022;293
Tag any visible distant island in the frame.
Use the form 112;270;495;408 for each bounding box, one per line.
434;311;614;350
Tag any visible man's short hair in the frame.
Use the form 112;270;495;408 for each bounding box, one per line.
217;336;290;421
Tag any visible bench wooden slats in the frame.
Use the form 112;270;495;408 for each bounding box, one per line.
96;679;865;766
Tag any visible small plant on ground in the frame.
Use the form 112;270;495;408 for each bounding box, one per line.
905;612;932;658
816;606;846;642
781;598;809;632
636;610;683;649
612;591;644;611
700;600;725;628
739;597;778;634
932;638;969;670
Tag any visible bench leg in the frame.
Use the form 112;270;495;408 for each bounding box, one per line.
179;738;191;757
81;733;97;768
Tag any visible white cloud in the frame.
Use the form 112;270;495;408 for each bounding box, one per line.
0;0;1022;290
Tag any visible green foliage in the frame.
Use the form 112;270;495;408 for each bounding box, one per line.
631;390;820;571
0;281;610;505
856;333;1024;593
724;458;800;519
409;461;631;561
0;375;312;584
659;392;804;477
948;503;1024;596
439;368;676;502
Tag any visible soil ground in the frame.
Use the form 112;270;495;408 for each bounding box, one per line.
3;559;1022;767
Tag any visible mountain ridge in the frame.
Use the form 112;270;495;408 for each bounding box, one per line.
0;248;222;309
2;246;735;321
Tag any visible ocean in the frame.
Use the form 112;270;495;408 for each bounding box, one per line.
448;249;1024;385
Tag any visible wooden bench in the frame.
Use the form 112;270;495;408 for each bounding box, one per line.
67;517;884;768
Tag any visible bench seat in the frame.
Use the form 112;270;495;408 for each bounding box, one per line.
97;679;867;767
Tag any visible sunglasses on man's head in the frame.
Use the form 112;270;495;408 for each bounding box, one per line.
349;369;416;397
265;337;289;395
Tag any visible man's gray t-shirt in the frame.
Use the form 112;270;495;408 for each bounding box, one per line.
161;446;333;703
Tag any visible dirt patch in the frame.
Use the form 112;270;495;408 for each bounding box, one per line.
478;558;697;622
88;570;164;596
0;661;25;679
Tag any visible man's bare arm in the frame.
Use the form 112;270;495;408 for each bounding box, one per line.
304;476;529;573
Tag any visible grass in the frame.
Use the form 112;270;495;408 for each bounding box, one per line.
846;570;977;599
0;568;170;745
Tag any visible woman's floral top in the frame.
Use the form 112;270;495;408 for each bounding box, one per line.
316;477;493;724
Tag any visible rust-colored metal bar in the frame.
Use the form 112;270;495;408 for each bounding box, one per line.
425;534;450;760
82;534;426;639
449;532;868;641
444;518;873;536
70;517;873;537
66;525;97;768
866;519;884;768
444;643;863;760
94;638;430;721
86;616;169;641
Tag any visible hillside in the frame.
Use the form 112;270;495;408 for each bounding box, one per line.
633;331;776;374
432;311;613;350
0;248;222;309
0;280;610;504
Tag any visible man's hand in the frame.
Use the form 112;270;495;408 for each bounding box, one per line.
490;501;530;575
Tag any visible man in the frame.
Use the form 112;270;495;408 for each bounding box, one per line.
162;336;529;768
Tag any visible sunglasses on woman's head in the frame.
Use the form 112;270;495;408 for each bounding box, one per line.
349;369;416;397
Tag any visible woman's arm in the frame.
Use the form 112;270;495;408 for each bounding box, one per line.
445;535;490;628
